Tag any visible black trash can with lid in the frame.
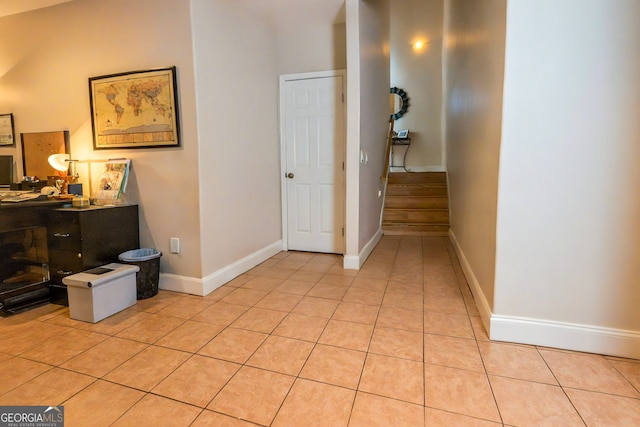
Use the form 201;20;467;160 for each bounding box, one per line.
118;248;162;299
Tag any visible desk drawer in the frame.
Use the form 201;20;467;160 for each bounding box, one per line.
48;249;83;284
47;211;80;247
47;224;81;251
47;232;81;251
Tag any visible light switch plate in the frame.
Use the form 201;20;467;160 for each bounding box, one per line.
170;237;180;254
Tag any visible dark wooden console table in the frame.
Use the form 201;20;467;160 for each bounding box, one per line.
0;201;139;314
0;199;67;232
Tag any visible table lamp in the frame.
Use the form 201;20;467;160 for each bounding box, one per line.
48;154;79;182
48;154;80;194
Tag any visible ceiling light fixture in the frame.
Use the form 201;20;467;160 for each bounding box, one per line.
412;40;428;51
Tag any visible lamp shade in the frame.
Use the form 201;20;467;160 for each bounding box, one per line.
48;154;70;173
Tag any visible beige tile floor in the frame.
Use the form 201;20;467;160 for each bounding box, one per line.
1;235;640;426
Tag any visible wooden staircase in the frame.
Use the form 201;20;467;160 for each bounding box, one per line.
382;172;449;235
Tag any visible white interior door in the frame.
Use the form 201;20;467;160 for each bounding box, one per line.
282;74;345;253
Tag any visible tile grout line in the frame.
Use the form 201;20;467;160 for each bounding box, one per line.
535;346;589;426
263;266;331;427
346;235;398;426
438;234;506;426
604;353;640;396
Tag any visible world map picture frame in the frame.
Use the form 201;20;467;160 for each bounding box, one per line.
89;66;180;149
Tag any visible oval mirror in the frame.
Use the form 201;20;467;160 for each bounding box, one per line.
390;87;409;120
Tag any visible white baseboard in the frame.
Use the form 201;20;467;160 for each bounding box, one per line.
159;273;204;296
342;256;359;270
449;229;640;359
448;229;492;331
159;240;283;297
201;240;283;296
343;228;383;270
491;315;640;360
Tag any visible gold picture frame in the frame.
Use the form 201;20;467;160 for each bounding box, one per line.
89;67;180;149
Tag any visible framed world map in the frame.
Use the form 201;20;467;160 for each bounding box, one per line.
89;67;180;149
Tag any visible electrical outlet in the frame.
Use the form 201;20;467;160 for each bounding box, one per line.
170;237;180;254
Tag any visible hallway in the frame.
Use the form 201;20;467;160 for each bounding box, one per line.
0;235;639;425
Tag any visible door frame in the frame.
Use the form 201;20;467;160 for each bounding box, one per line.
279;69;347;253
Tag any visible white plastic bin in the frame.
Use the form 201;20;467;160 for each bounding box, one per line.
62;263;139;323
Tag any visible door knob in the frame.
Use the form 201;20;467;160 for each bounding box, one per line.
286;173;294;179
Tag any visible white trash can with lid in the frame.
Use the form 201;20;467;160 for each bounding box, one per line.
62;263;139;323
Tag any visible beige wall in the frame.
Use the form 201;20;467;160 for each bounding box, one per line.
390;0;444;170
494;0;640;355
248;0;346;76
190;0;282;281
0;0;202;279
445;0;640;358
444;0;506;311
344;0;390;267
276;21;346;76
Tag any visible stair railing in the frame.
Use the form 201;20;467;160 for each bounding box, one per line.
379;119;394;228
380;119;394;183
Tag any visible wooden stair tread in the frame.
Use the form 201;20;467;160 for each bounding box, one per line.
388;172;446;184
383;172;450;236
384;209;448;222
382;223;450;228
381;223;449;236
387;182;447;187
385;196;448;209
386;186;448;197
386;184;447;190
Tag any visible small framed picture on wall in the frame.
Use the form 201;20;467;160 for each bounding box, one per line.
0;113;15;146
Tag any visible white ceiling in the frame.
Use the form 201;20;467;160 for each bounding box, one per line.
0;0;73;17
0;0;346;23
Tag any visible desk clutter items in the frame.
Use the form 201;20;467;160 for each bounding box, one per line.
92;159;131;205
0;192;48;202
0;186;86;204
63;263;139;323
41;186;60;196
71;196;90;208
1;185;73;203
